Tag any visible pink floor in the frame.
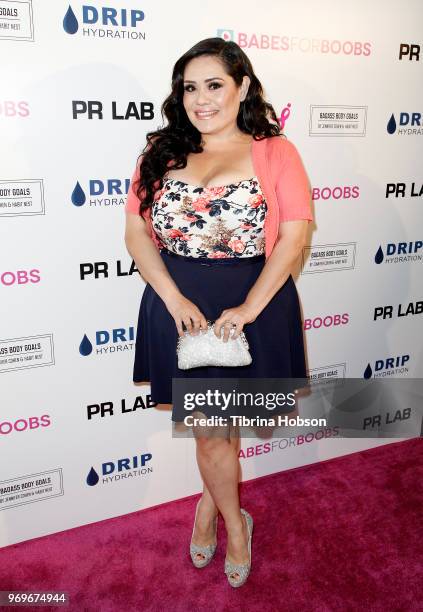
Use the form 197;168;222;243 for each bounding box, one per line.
0;438;421;612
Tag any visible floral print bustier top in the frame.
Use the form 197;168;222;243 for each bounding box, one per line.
151;175;268;258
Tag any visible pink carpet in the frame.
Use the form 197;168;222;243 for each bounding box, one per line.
0;438;421;612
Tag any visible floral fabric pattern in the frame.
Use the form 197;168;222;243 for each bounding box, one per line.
151;176;267;258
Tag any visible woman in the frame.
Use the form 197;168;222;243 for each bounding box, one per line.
124;37;313;588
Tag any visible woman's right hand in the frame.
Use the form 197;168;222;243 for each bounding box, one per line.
165;294;208;337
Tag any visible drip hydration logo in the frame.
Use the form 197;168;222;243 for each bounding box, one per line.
387;113;423;135
71;178;130;207
86;452;153;486
71;182;85;205
364;355;410;379
79;327;134;356
374;241;422;264
63;4;145;40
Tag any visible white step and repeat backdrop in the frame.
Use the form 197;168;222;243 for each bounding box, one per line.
1;0;422;547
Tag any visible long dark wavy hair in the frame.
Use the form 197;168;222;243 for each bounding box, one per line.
136;37;282;214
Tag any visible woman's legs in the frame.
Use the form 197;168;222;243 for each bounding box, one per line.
190;482;218;563
191;417;249;577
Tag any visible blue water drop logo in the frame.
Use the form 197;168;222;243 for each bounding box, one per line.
71;181;86;206
86;467;99;486
374;245;384;264
364;363;373;379
63;5;78;35
79;334;93;356
387;113;396;134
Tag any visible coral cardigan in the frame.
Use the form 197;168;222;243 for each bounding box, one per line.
125;136;313;259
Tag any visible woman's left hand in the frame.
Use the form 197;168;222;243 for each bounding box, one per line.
214;303;258;342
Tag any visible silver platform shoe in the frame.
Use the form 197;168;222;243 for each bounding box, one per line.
224;508;253;587
190;499;218;568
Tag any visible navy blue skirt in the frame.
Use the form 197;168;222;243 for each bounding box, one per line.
133;248;307;421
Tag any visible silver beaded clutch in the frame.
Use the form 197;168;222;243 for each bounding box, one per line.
176;320;252;370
